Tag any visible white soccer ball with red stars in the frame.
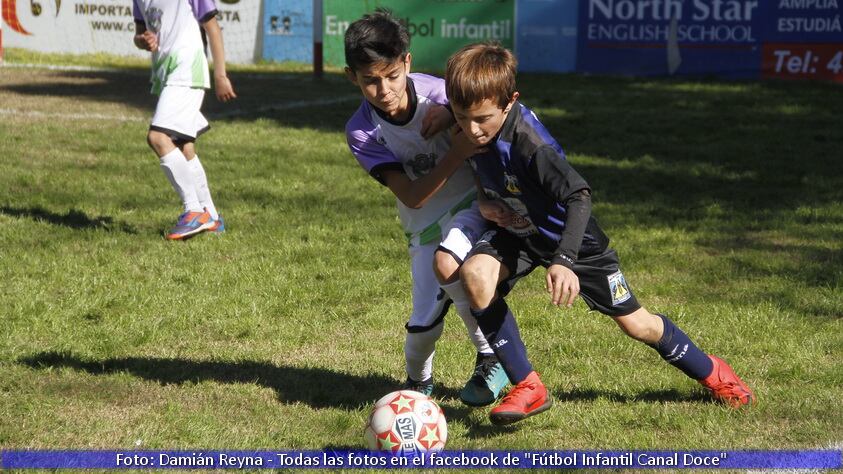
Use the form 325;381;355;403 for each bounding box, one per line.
364;390;447;454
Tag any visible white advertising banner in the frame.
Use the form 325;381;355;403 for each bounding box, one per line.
1;0;260;63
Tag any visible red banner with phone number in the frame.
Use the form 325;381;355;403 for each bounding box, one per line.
762;43;843;83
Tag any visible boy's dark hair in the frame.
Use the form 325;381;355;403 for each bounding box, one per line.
446;42;517;109
344;9;410;71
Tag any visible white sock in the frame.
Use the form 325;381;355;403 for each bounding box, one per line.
441;279;493;355
188;155;219;220
159;149;202;213
405;321;444;382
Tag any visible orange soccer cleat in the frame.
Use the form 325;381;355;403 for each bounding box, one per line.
699;355;755;408
489;371;552;425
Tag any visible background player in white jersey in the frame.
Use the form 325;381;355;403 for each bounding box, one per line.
133;0;235;240
344;10;508;406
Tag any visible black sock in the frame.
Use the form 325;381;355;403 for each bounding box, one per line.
651;314;714;380
471;298;533;384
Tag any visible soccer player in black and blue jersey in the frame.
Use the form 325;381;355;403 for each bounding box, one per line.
445;43;754;426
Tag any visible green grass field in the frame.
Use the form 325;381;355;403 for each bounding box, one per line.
1;48;841;465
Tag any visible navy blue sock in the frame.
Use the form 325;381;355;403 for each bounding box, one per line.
651;314;714;380
470;298;533;384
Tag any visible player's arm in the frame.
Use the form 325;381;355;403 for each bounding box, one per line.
132;0;157;54
530;145;592;307
420;104;456;139
200;16;237;102
383;125;485;209
474;174;516;228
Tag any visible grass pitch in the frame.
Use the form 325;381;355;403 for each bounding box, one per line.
0;49;841;460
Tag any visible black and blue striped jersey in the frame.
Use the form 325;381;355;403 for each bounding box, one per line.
471;102;609;265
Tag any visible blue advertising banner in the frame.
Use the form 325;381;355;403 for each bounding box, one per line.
576;0;843;82
577;0;764;78
2;449;842;469
262;0;313;64
517;0;579;72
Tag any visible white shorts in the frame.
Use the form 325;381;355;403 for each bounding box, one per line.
406;203;488;332
151;86;209;142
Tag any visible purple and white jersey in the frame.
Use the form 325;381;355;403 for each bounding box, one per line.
133;0;218;94
346;73;475;242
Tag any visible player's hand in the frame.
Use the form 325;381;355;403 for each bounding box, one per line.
479;199;515;227
546;264;579;308
420;104;455;139
214;75;237;102
449;125;486;161
134;30;158;52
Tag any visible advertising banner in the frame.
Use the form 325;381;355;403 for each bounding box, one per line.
262;0;313;64
1;0;259;64
322;0;515;72
517;0;579;72
576;0;843;82
760;1;843;82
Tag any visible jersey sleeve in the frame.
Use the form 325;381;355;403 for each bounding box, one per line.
529;145;590;203
189;0;219;23
529;145;592;264
346;104;404;186
132;0;144;23
408;73;448;106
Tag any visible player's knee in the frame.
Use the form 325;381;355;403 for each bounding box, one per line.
147;130;173;156
459;259;494;307
433;250;459;284
615;311;661;344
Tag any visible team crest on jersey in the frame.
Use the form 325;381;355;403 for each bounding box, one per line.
408;153;437;176
608;271;631;305
504;173;521;195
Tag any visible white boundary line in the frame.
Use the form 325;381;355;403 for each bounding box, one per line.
0;95;359;123
0;108;146;122
1;62;137;73
1;61;319;80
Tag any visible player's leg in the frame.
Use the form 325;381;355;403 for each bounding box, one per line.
575;249;753;407
180;141;223;232
150;86;213;239
460;230;552;424
435;206;508;406
403;242;449;395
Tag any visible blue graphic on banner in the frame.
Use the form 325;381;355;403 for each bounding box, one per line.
577;0;764;78
517;0;579;72
2;450;841;469
262;0;313;63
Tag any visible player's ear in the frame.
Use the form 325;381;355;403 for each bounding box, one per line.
503;92;519;114
344;67;358;85
404;52;412;71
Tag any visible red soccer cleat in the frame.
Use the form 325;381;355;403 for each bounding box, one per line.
699;355;754;408
489;371;552;425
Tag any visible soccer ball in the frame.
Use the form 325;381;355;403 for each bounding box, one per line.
364;390;447;454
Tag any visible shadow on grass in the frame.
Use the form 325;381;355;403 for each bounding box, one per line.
437;386;710;440
553;387;710;404
0;206;137;233
19;351;396;410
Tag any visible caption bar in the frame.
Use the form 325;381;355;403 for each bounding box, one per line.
2;449;841;469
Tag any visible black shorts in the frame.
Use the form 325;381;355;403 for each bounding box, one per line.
468;229;641;317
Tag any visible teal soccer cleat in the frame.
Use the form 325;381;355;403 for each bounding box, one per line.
460;353;509;407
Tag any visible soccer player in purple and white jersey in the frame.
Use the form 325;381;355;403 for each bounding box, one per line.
343;10;509;406
133;0;235;240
